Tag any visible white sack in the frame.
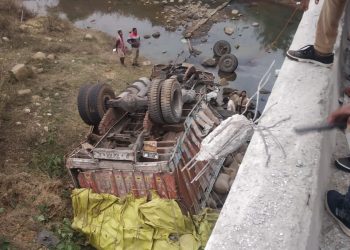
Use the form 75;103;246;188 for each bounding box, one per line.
196;115;254;161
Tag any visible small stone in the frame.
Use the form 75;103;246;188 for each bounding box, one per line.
224;27;234;35
44;97;50;101
10;64;33;81
152;32;161;38
2;37;10;42
235;44;240;49
84;33;94;40
201;58;217;67
31;95;41;101
44;37;53;41
47;113;52;116
32;52;46;60
162;50;167;53
142;60;152;66
231;9;239;15
17;89;32;96
296;160;304;168
178;0;183;3
170;0;174;2
44;126;49;132
47;54;55;60
54;92;59;97
252;22;260;27
201;38;208;43
15;122;22;125
24;108;31;113
35;102;41;106
71;59;75;63
144;35;151;39
37;68;44;74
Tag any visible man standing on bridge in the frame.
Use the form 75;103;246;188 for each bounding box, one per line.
286;0;347;67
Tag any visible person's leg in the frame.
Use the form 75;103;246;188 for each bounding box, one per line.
315;0;347;54
286;0;346;66
326;186;350;236
135;48;139;65
132;48;136;65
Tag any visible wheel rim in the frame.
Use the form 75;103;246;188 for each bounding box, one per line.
219;45;229;55
223;58;234;68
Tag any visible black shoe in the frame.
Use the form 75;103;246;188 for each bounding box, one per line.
286;45;334;67
335;157;350;172
326;189;350;236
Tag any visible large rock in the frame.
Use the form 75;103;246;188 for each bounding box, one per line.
224;27;234;35
32;52;46;60
10;64;33;81
201;58;217;67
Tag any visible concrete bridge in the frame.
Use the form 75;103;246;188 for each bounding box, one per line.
206;1;350;249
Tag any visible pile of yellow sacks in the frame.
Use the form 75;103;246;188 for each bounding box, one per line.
72;189;219;250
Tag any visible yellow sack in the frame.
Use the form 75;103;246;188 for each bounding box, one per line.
71;189;218;250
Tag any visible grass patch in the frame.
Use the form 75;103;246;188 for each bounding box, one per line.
29;132;66;178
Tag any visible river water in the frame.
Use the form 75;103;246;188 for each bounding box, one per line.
23;0;302;111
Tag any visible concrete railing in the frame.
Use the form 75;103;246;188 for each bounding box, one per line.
206;1;343;249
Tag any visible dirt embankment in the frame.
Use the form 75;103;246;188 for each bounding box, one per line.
0;0;151;248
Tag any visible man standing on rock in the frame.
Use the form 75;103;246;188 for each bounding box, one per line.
127;28;141;66
286;0;346;67
115;30;127;66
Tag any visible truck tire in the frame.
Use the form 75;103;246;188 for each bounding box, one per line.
77;84;94;125
213;40;231;57
160;77;183;124
218;54;238;73
148;79;165;124
88;83;115;125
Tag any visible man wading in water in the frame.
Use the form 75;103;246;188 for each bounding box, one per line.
115;30;127;66
127;28;140;66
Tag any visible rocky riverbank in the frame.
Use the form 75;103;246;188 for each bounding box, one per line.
0;0;151;248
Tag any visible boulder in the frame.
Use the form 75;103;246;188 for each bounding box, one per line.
213;173;230;194
224;27;234;35
152;32;161;38
10;64;33;81
32;52;46;60
201;58;217;67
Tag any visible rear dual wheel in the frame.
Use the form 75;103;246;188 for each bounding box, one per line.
147;77;183;124
77;83;115;126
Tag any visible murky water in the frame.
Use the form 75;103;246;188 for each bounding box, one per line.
23;0;302;111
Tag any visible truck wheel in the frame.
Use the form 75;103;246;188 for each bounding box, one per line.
88;83;115;126
213;40;231;57
77;84;94;125
148;79;165;124
218;54;238;73
160;77;183;124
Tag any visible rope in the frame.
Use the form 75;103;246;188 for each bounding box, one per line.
269;7;299;49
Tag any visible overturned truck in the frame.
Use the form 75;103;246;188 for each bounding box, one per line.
66;63;248;214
